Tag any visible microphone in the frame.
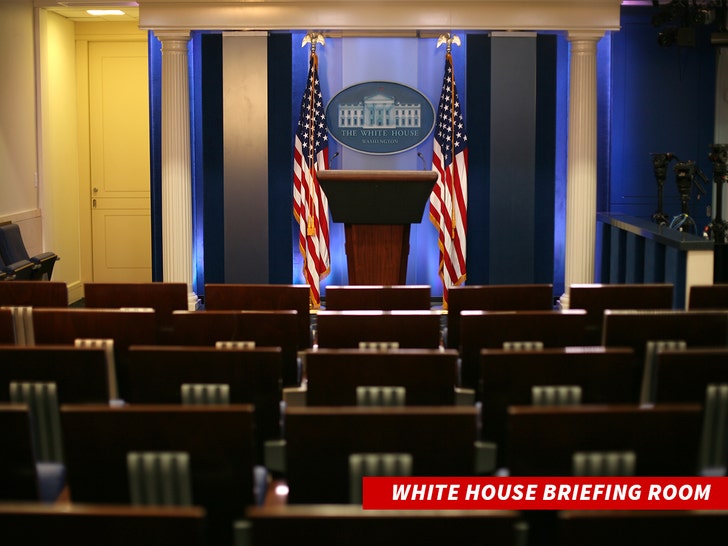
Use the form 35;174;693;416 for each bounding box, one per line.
329;151;340;164
417;152;427;171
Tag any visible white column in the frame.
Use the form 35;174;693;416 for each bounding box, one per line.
155;30;198;310
560;32;604;309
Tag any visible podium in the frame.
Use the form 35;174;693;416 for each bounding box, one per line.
317;170;438;285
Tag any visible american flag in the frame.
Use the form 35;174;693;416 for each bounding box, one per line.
429;52;468;307
293;51;330;308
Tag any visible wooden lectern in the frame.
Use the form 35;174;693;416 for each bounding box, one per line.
317;170;438;285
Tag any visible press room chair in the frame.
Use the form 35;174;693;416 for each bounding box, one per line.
0;404;42;502
0;223;58;281
356;386;406;407
698;383;728;476
9;382;66;502
0;249;35;280
572;450;636;476
639;339;686;405
531;385;582;406
348;452;413;504
127;451;194;506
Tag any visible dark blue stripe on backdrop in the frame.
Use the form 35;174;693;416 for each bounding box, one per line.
268;32;294;284
148;32;163;282
465;33;491;285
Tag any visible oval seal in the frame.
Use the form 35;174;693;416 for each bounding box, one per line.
326;81;436;155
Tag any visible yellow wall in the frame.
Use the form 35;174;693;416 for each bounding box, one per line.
0;1;38;218
38;9;83;301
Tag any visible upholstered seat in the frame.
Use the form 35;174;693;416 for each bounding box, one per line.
348;452;412;504
127;451;193;506
356;386;406;407
0;251;35;280
0;224;58;281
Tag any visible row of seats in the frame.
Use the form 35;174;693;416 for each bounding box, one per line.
2;280;727;344
4;501;728;546
1;280;726;544
1;393;725;545
0;224;58;281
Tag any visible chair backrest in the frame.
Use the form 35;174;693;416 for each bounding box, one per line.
0;345;110;405
0;281;68;308
284;406;478;504
303;348;459;406
572;450;636;476
0;502;207;546
204;284;311;349
689;284;728;310
240;505;525;546
315;310;442;349
506;403;703;476
127;451;194;506
557;510;728;546
32;308;157;401
477;347;637;469
531;385;582;406
126;345;282;461
446;284;554;349
324;285;431;310
698;383;728;474
356;386;406;406
181;384;231;405
348;452;412;504
602;309;728;397
459;309;590;389
169;310;300;386
0;404;40;501
602;309;728;355
61;404;255;546
0;223;31;262
639;339;686;405
568;283;674;343
10;382;64;463
83;283;189;343
655;347;728;403
503;340;544;351
5;306;34;345
216;340;256;349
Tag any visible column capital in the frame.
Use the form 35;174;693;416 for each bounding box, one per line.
566;30;605;44
153;29;192;43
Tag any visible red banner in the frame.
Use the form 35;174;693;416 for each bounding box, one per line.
362;477;728;510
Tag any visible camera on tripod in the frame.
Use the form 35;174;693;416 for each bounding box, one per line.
650;152;707;234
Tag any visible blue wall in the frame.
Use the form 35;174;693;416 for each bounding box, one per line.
608;7;716;230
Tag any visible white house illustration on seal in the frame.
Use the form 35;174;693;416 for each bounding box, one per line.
337;93;422;129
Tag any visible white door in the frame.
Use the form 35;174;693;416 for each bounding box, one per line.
89;40;151;282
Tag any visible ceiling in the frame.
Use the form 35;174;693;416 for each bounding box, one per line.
37;1;662;25
41;2;139;22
